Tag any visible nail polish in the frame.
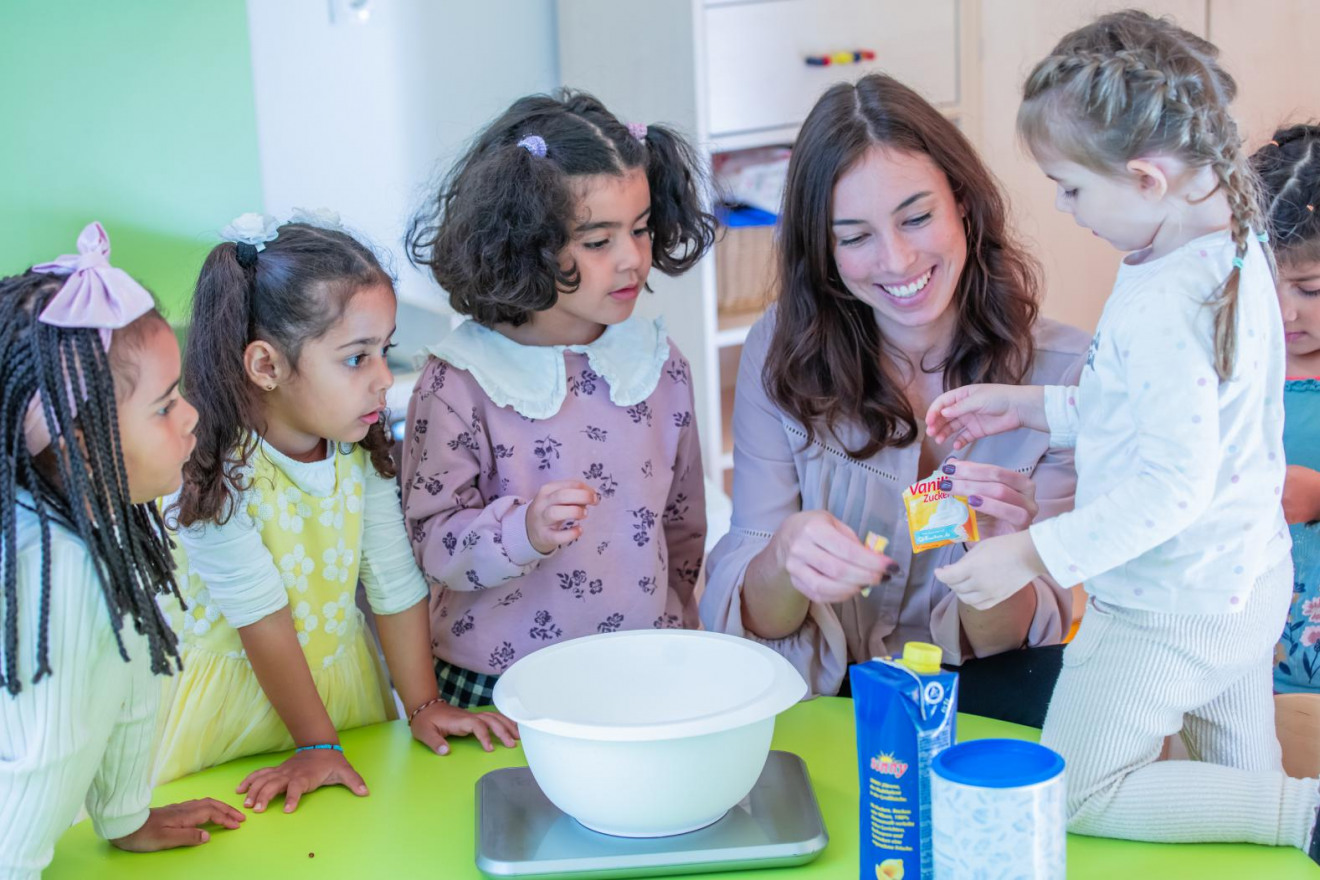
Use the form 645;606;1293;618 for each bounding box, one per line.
969;495;983;508
942;463;956;475
938;479;953;492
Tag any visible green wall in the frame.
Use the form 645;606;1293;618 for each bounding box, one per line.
0;0;263;322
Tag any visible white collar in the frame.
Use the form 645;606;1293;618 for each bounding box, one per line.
253;437;342;497
427;315;670;419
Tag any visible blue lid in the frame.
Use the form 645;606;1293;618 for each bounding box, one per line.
932;739;1064;788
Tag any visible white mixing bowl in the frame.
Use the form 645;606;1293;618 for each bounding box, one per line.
492;629;808;838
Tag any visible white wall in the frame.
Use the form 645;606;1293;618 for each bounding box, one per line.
245;0;559;356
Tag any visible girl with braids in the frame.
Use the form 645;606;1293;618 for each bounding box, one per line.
154;215;516;810
1254;124;1320;693
403;90;714;707
0;223;244;875
927;11;1320;855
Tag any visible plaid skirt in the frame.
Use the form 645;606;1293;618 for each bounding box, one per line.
434;657;500;709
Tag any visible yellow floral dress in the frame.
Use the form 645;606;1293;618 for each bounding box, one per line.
153;445;394;784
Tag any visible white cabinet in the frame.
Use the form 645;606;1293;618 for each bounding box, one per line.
558;0;978;490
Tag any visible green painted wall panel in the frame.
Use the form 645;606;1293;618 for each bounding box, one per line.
0;0;263;321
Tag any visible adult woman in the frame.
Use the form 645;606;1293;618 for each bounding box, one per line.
700;74;1088;725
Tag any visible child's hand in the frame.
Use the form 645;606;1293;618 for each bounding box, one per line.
236;748;368;813
934;531;1047;610
773;511;895;603
1283;464;1320;525
410;700;520;755
926;384;1047;449
526;480;599;554
110;799;245;851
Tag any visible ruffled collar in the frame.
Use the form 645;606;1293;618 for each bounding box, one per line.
427;315;670;419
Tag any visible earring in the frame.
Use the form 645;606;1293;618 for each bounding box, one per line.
266;384;276;391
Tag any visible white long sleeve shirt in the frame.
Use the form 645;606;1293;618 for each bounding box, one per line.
169;440;427;628
1030;231;1290;614
1;499;158;879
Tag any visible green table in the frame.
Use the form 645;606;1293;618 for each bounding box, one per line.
47;697;1319;878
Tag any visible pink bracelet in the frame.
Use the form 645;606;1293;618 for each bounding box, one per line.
408;697;444;724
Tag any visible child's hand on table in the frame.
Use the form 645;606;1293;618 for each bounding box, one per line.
410;700;520;755
934;530;1048;610
110;799;245;851
527;480;599;554
236;747;368;813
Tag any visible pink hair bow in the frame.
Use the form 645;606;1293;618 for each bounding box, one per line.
32;221;155;351
23;222;154;455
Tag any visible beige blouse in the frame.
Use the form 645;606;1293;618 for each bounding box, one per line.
699;307;1090;696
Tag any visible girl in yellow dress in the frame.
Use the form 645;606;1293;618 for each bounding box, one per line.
155;214;516;812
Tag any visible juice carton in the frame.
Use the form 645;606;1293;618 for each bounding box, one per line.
852;642;959;880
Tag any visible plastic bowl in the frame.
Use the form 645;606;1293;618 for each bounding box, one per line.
492;629;808;837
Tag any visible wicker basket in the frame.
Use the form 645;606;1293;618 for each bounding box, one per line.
715;224;778;314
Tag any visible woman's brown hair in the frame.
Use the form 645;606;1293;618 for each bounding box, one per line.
766;73;1040;459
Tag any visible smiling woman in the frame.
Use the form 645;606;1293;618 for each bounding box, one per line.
699;74;1090;726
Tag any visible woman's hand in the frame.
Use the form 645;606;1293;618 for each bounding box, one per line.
236;748;368;813
110;799;245;851
1283;464;1320;525
940;459;1038;537
926;384;1048;449
772;511;894;604
410;701;520;755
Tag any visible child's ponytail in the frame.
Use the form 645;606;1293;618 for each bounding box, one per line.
638;123;718;275
408;136;577;328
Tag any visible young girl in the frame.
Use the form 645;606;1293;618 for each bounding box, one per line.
154;215;516;811
924;11;1320;856
0;223;244;875
1255;125;1320;692
403;90;715;707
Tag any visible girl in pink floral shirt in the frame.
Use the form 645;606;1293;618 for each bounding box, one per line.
402;90;716;706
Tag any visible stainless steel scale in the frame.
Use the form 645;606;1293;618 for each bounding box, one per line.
475;750;829;879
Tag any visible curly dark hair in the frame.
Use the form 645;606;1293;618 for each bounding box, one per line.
766;74;1041;459
1253;123;1320;265
407;88;718;327
172;223;397;528
0;271;181;694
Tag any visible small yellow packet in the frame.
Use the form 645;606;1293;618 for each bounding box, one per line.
903;473;978;553
860;532;890;597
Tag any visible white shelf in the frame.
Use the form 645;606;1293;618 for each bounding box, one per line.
714;310;761;347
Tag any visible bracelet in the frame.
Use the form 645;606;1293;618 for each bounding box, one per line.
295;743;343;754
408;696;444;724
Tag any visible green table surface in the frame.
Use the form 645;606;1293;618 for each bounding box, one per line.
47;697;1319;879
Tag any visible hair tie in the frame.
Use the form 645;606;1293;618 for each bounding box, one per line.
627;122;648;142
221;212;280;268
517;135;547;158
1309;204;1316;213
1270;140;1281;147
1231;256;1245;269
1257;230;1270;243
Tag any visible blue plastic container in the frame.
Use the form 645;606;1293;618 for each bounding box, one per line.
930;739;1066;879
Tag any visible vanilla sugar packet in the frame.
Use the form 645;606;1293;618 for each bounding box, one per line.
903;472;978;553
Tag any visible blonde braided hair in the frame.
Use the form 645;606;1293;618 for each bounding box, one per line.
1017;10;1268;380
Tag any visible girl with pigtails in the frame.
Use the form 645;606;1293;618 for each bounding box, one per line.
154;214;516;812
925;10;1320;855
403;90;716;708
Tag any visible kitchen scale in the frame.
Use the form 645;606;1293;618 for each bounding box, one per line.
475;750;829;879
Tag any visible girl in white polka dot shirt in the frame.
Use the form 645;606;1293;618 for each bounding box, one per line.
925;11;1319;860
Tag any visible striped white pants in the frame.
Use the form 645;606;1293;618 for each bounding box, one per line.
1042;556;1318;847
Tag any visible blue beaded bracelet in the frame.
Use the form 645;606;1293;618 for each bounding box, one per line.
295;743;343;754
